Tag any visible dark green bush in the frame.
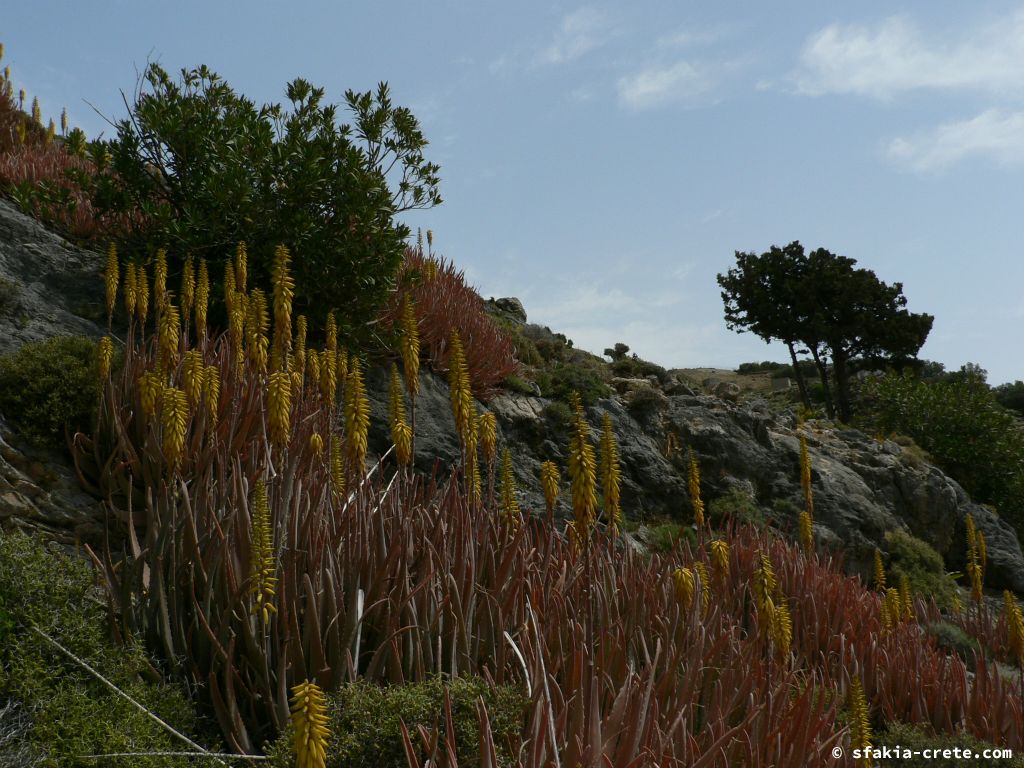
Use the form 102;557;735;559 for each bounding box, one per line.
89;64;440;340
266;677;526;768
610;354;668;382
875;721;1024;767
884;529;958;610
640;522;696;554
860;370;1024;538
534;363;609;406
541;401;573;430
709;488;766;528
626;386;668;418
736;361;786;375
0;529;205;767
925;621;983;664
0;336;99;448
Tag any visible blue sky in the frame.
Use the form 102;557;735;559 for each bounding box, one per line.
7;2;1024;383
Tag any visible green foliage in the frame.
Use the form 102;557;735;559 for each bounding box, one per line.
925;621;983;665
709;488;766;528
604;342;630;361
610;353;667;382
0;278;21;317
736;360;786;375
884;529;959;610
641;522;696;554
540;400;574;430
625;386;668;417
0;336;99;447
718;241;933;420
90;64;440;339
266;677;526;768
502;374;535;396
0;529;204;767
862;370;1024;538
534;363;609;406
994;379;1024;417
875;722;1024;767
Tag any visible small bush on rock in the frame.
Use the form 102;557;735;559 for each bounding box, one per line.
884;528;958;610
0;336;99;447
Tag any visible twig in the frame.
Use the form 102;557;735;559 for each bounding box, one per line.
77;752;266;762
527;600;562;768
28;625;229;766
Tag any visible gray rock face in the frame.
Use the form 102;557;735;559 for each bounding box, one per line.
0;199;105;354
485;297;527;324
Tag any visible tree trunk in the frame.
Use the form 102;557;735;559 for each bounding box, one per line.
786;342;811;410
809;346;836;420
833;350;852;423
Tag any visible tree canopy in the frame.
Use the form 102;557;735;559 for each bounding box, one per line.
718;242;933;420
91;64;441;339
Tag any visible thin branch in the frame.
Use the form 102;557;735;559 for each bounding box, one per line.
28;625;229;766
77;752;266;762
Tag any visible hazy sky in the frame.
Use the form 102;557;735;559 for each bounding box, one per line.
7;2;1024;383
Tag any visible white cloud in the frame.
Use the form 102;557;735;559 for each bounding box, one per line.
540;7;613;65
617;60;711;109
887;109;1024;171
795;12;1024;99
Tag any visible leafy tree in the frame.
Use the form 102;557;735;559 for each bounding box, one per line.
718;242;933;420
91;64;441;339
994;380;1024;416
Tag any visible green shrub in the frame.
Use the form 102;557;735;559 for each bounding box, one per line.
875;721;1024;767
884;528;958;610
626;386;668;417
709;488;766;529
860;370;1024;539
641;522;696;554
534;363;609;406
0;336;99;448
266;677;526;768
502;374;535;396
610;354;667;382
0;529;206;767
541;401;573;430
0;278;21;317
88;64;440;340
925;621;983;664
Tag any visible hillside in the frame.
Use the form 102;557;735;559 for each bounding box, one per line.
1;194;1024;764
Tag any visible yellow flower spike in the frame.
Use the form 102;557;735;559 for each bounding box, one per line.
753;552;777;614
499;447;520;526
15;121;25;145
195;259;209;338
325;312;337;355
448;330;473;447
672;567;695;611
388;364;413;466
417;228;424;254
235;241;248;294
104;243;118;321
181;256;195;322
272;244;295;367
478;411;497;465
709;539;730;578
423;258;437;282
203;365;220;422
294;316;307;388
224;261;236;315
966;513;978;555
97;336;113;381
249;480;277;625
138;372;161;420
61;107;68;135
978;530;987;580
426;229;433;249
688;448;704;529
1004;590;1024;666
344;357;369;470
898;573;914;620
330;434;345;497
230;304;246;376
153;249;167;312
135;265;149;323
309;432;324;458
880;595;892;633
182;350;205;406
267;371;292;449
123;262;137;318
599;413;622;535
969;562;984;604
540;461;560;516
18;89;25;111
290;681;330;768
400;295;420;398
158;301;181;371
566;392;597;539
848;676;872;767
873;549;887;591
31;96;40;125
245;289;270;373
307;349;321;387
884;587;902;626
337;349;349;389
46;119;55;144
161;387;189;471
798;510;814;554
318;345;337;403
0;43;4;62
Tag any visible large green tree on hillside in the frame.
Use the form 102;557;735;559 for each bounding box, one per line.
718;242;933;421
91;64;441;338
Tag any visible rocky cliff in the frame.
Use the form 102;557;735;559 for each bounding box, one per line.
2;195;1022;594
